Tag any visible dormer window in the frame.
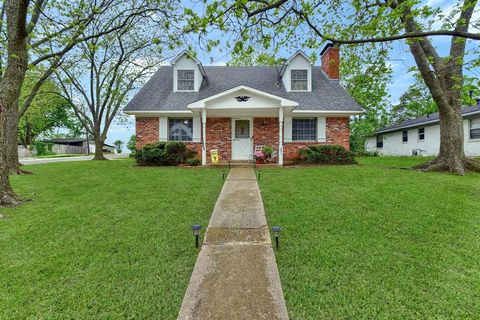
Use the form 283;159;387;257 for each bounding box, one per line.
291;69;308;91
177;70;195;91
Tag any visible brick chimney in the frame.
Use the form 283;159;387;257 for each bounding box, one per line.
321;43;340;80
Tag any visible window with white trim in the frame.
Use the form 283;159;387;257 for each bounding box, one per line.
169;118;193;141
291;69;308;91
418;128;425;141
292;118;316;141
470;117;480;140
177;70;194;91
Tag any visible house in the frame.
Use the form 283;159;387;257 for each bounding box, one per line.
365;104;480;156
44;138;116;154
124;44;363;165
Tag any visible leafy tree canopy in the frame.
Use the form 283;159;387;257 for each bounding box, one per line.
18;72;81;147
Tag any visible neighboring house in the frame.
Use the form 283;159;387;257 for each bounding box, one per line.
44;138;116;154
365;104;480;157
124;44;363;165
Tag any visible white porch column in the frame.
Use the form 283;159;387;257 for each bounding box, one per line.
201;108;207;165
278;108;284;165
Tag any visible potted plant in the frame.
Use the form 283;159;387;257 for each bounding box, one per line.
254;149;264;164
261;145;274;162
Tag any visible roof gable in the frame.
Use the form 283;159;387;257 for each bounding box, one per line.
188;85;299;109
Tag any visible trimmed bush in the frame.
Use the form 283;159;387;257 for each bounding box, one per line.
134;141;196;166
298;145;357;165
34;141;55;156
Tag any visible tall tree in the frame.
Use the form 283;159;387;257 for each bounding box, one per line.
18;74;76;147
188;0;480;174
55;11;170;160
0;0;182;206
391;74;480;123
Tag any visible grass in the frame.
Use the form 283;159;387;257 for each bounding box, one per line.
258;157;480;319
0;159;223;319
34;153;88;158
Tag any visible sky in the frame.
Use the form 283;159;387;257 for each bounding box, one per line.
105;0;480;149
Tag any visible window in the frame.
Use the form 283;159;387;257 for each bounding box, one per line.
234;120;250;139
292;118;316;141
402;130;408;143
177;70;194;91
291;69;308;91
376;135;383;148
470;118;480;140
169;118;193;141
418;128;425;141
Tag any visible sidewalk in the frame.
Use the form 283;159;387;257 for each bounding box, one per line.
19;153;129;165
177;168;288;320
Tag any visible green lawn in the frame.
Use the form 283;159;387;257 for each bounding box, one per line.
2;157;480;319
258;157;480;319
0;160;223;319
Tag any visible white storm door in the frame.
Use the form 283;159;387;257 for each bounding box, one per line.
232;119;253;160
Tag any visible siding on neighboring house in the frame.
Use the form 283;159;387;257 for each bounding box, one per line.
365;117;480;156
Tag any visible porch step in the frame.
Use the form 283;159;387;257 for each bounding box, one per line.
206;161;255;168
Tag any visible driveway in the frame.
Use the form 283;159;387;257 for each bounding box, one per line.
20;153;130;165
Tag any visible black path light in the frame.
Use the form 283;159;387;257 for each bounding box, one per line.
272;226;281;249
192;224;202;248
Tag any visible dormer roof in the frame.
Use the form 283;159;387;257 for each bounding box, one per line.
171;50;207;78
279;50;312;77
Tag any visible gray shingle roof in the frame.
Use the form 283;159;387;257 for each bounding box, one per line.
376;105;480;134
124;66;362;112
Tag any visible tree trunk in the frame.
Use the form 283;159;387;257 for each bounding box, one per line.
413;103;480;174
93;134;107;160
0;105;20;206
6;105;23;174
0;0;29;206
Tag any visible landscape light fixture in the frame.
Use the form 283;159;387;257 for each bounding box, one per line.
272;226;281;249
192;224;202;248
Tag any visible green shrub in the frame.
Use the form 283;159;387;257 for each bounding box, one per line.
262;145;274;157
298;145;357;165
134;141;196;166
34;141;55;156
186;159;201;166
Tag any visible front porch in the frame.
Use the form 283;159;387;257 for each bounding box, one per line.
200;116;284;166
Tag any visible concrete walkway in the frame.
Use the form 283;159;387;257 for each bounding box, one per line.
178;168;289;320
20;153;129;165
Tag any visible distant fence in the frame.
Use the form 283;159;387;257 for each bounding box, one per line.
18;145;35;158
18;144;88;158
52;145;87;154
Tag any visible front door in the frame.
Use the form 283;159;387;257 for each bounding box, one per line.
232;119;253;160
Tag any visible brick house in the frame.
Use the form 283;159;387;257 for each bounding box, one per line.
125;44;363;165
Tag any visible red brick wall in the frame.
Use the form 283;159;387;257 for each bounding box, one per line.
135;117;202;157
283;117;350;161
185;143;202;159
326;117;350;149
135;116;349;163
206;118;231;162
321;46;340;80
135;117;159;148
253;118;279;153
